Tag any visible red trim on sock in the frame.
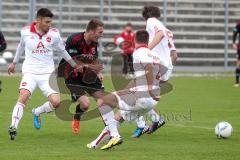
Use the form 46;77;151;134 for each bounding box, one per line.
96;130;110;145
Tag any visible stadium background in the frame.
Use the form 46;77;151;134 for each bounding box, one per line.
0;0;239;72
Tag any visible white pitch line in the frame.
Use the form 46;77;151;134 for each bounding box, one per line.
168;123;212;130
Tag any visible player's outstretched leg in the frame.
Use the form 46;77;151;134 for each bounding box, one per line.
71;95;90;134
72;104;81;134
132;116;149;138
147;109;165;134
87;126;111;149
32;94;60;129
8;126;17;140
32;108;42;129
96;95;123;150
148;120;165;134
8;89;28;140
100;136;123;150
100;110;123;150
8;102;25;140
32;101;54;129
72;103;88;134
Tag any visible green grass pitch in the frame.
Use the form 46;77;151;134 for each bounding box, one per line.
0;75;240;160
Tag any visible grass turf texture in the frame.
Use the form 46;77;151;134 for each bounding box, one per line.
0;76;240;160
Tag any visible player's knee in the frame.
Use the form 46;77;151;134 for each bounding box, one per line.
97;98;104;107
18;89;31;104
79;99;90;111
114;113;124;123
51;99;60;108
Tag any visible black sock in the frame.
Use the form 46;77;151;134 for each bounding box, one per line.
235;68;240;84
74;104;85;120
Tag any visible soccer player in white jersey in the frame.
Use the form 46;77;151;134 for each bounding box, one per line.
7;8;101;140
131;6;178;138
86;30;167;150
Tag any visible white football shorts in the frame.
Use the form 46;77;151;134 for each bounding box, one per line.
113;89;158;122
19;73;58;97
160;68;173;81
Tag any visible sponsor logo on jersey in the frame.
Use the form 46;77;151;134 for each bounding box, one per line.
32;49;50;54
37;42;45;49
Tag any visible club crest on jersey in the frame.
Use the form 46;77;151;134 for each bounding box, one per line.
46;37;51;43
21;82;27;86
91;48;96;55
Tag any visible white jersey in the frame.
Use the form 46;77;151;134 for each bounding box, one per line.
18;22;66;74
146;17;176;69
133;45;167;94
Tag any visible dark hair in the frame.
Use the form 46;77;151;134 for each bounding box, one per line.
86;19;104;32
135;30;149;44
142;5;160;20
125;22;133;28
37;8;54;18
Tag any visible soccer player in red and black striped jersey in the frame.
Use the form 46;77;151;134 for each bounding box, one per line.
59;19;105;134
233;21;240;87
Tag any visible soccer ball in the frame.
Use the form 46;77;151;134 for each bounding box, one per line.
215;121;233;139
3;51;13;59
3;51;14;62
115;37;124;45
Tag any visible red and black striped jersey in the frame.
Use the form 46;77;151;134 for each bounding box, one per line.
65;32;98;64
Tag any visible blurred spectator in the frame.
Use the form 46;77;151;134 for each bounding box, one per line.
0;31;7;53
233;21;240;87
0;31;7;93
114;23;135;77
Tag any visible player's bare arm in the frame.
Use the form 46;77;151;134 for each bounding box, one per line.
145;63;160;101
148;31;164;50
91;59;104;79
8;39;25;74
170;50;178;65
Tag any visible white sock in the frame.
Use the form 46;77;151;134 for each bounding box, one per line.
34;101;54;116
136;116;146;128
90;126;110;148
110;119;120;137
147;109;160;123
98;105;120;138
11;102;25;129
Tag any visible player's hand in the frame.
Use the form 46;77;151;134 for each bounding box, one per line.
233;43;238;50
97;73;104;82
87;63;104;73
75;64;84;73
8;63;16;75
149;90;160;101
